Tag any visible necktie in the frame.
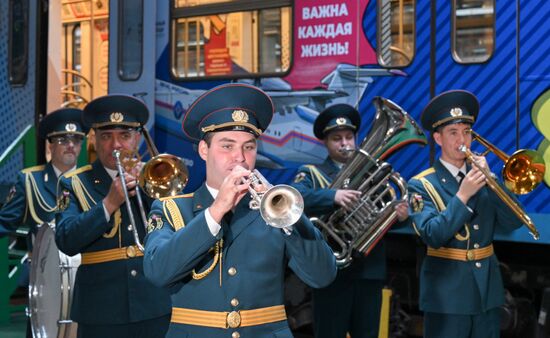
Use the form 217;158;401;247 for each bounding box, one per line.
457;171;465;185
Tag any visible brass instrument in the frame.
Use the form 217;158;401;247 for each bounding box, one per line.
469;130;545;194
139;128;189;199
312;97;427;267
245;169;304;232
112;129;189;251
460;130;545;240
113;149;147;251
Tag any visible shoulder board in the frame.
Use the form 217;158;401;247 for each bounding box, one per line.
160;193;194;201
22;164;46;174
64;165;93;178
413;167;435;180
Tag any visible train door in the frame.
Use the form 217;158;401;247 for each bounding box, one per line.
108;1;156;120
48;0;109;112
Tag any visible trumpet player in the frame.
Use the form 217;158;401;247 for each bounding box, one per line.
408;90;524;338
143;83;336;338
55;95;171;338
291;104;409;338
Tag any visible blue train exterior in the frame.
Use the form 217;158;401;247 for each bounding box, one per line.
152;0;550;244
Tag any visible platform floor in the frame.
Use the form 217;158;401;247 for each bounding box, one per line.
0;311;27;338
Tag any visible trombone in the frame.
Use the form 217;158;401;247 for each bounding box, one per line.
112;129;189;251
459;130;545;240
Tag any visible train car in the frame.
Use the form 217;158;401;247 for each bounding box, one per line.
0;0;549;337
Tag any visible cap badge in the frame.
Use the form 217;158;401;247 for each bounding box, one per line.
65;123;77;132
232;110;249;123
336;117;347;125
110;112;124;123
450;107;463;117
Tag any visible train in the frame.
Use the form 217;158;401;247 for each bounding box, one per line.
0;0;549;336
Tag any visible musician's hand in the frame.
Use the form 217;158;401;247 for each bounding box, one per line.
103;173;137;215
471;154;490;172
457;168;486;204
209;166;250;223
394;201;409;222
334;189;361;210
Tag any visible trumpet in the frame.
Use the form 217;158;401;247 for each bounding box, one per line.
459;130;544;240
245;169;304;231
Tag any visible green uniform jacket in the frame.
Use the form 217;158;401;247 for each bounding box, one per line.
143;183;337;337
407;160;522;314
55;160;171;325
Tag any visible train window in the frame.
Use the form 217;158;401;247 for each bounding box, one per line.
452;0;495;63
8;0;29;86
118;0;144;80
171;0;292;79
377;0;416;67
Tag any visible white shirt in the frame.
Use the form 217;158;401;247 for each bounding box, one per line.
205;185;223;237
439;158;472;212
439;158;467;183
102;166;121;221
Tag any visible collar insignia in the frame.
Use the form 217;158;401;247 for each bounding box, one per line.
293;172;306;183
110;112;124;123
5;186;16;204
147;214;164;233
232;110;249;123
410;193;424;213
57;189;71;211
450;107;463;117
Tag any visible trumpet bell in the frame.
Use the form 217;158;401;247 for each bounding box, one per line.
259;184;304;228
139;154;189;199
503;149;546;194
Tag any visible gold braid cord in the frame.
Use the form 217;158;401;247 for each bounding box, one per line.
70;175;121;238
419;178;470;241
192;239;224;284
162;197;223;283
305;165;330;189
24;173;55;224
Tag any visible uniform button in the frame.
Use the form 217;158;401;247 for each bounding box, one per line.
473;243;480;249
127;224;133;231
473;224;479;230
232;332;240;338
130;269;137;277
231;298;239;307
228;267;237;276
475;262;482;268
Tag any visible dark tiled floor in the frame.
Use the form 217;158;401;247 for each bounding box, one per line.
0;311;27;338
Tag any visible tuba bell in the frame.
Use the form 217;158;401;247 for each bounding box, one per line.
311;97;427;267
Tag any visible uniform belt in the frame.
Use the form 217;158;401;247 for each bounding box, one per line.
80;245;143;265
427;244;494;262
171;305;287;329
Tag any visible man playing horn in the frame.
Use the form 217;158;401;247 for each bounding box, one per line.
143;83;336;338
408;90;523;338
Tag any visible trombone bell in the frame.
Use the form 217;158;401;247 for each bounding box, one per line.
503;149;545;194
470;130;546;194
139;154;189;199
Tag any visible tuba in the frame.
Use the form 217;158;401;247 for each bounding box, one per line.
311;97;427;267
